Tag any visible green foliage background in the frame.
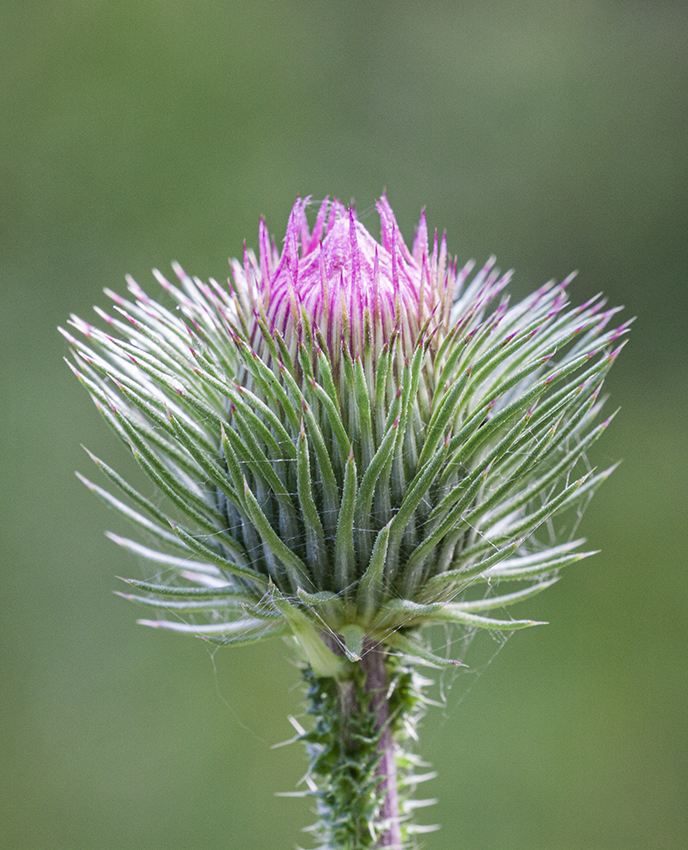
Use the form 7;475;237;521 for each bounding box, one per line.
2;2;686;848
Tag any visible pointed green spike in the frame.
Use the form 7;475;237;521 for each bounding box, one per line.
340;624;365;662
334;451;357;594
385;631;467;669
270;586;351;679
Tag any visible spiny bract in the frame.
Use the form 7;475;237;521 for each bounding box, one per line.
62;195;628;678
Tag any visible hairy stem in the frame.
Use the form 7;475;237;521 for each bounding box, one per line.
359;644;401;847
301;640;428;849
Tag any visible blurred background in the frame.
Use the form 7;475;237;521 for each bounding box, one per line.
2;2;686;848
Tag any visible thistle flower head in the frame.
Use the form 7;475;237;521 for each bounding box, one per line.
238;195;453;369
63;195;628;678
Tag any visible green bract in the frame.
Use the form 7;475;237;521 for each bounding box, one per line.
62;196;627;678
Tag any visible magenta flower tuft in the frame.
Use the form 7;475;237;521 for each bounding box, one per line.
232;195;491;368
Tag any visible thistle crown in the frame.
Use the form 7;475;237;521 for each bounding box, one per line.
62;195;628;676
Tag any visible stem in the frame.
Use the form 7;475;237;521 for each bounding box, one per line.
360;644;401;847
301;640;428;849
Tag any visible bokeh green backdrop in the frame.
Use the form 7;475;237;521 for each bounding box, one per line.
2;2;686;848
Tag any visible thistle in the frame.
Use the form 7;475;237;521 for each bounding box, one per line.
62;195;628;849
